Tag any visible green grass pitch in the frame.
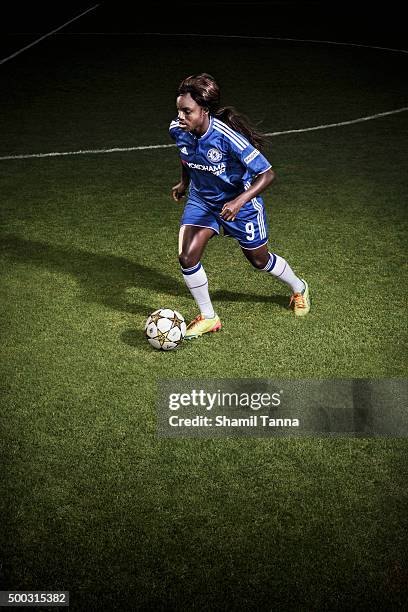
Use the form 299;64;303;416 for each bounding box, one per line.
1;33;407;610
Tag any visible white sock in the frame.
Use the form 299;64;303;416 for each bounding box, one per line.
262;252;305;294
181;262;215;319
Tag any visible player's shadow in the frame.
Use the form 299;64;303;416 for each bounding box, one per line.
1;234;182;316
2;234;288;316
212;289;288;308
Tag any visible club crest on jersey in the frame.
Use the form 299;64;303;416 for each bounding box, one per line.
207;148;223;163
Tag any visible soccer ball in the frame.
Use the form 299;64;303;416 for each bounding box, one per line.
144;308;186;350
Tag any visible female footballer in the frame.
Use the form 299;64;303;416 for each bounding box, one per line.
169;73;310;338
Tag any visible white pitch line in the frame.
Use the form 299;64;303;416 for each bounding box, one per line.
264;106;408;136
0;144;177;161
142;32;408;55
0;107;407;162
0;4;100;65
31;32;408;56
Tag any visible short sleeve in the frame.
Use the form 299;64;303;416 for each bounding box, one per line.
233;141;272;175
212;119;272;174
169;118;180;141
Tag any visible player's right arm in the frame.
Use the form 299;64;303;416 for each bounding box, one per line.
172;161;190;202
169;118;191;202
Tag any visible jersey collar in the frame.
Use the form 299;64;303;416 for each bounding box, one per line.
190;116;214;142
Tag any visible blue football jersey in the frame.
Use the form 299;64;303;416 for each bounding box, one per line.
169;116;271;208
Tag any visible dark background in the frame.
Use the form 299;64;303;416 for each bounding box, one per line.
1;2;407;610
1;0;406;47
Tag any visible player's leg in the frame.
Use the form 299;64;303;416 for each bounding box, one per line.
179;225;222;337
224;198;310;316
241;243;305;291
241;244;310;316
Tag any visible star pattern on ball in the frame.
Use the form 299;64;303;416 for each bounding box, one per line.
156;329;169;347
150;311;162;325
168;313;184;330
145;309;186;350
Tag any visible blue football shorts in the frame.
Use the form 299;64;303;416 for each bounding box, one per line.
180;197;269;249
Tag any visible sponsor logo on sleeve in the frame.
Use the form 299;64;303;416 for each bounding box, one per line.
244;149;260;164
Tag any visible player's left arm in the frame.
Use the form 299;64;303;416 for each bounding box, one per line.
220;168;276;221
